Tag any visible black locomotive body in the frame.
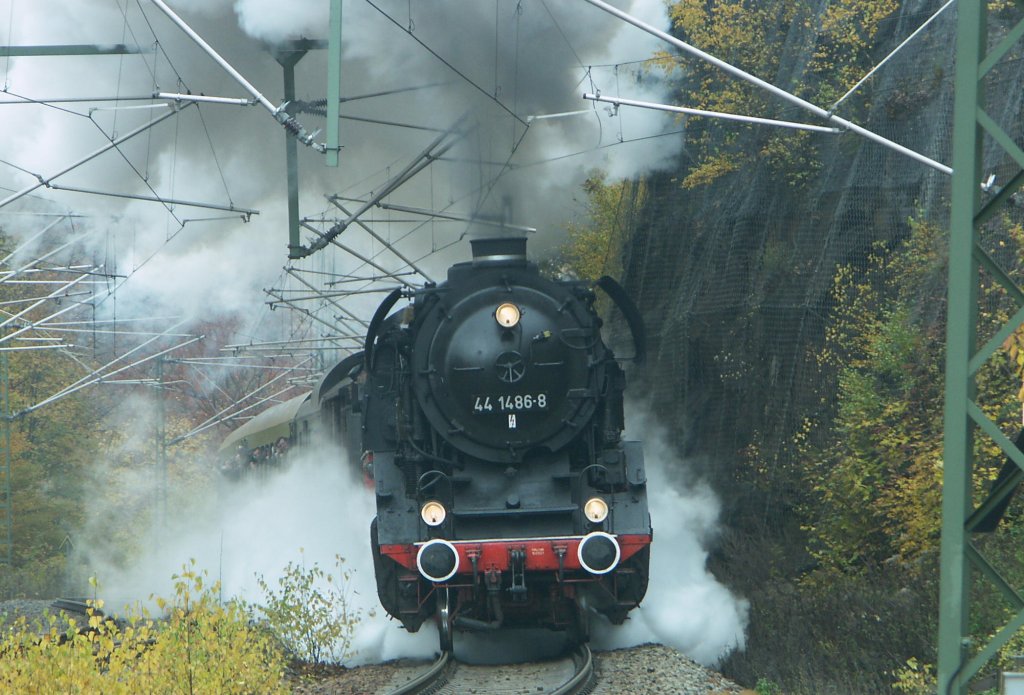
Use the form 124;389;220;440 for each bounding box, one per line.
364;237;651;648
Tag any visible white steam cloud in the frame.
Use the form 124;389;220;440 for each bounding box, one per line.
1;0;682;328
84;398;747;668
591;405;749;666
3;0;718;668
85;433;438;666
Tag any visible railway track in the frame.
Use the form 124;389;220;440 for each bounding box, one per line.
385;643;594;695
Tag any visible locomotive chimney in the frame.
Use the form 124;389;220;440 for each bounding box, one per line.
470;237;528;266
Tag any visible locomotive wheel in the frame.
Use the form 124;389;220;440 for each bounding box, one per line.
437;587;453;652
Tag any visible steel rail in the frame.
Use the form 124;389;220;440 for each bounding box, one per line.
550;644;595;695
384;644;593;695
386;651;452;695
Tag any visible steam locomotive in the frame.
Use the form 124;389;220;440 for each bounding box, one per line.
219;237;652;650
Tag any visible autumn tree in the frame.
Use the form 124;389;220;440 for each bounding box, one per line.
656;0;897;188
559;172;647;281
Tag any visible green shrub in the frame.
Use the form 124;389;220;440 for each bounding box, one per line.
252;552;363;665
891;657;935;694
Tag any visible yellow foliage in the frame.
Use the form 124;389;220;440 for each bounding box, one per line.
0;566;287;693
561;172;647;280
661;0;898;187
681;151;747;189
803;215;1024;572
891;657;936;694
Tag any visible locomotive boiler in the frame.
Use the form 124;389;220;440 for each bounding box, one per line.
363;236;651;650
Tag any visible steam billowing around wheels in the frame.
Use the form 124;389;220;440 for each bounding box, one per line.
220;237;652;650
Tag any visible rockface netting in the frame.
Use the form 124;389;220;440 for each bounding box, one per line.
606;0;1024;508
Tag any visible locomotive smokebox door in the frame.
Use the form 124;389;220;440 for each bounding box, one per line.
411;241;604;465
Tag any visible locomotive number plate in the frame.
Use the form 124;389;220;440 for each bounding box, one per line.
472;393;549;413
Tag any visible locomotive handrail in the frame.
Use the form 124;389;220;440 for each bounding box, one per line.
595;276;646;365
364;286;403;370
417;469;454;506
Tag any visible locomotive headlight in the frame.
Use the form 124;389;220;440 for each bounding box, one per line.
420;500;447;526
495;302;521;328
583;497;609;524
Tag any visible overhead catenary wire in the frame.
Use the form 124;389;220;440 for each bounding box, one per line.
170;384;299;445
0;230;90;281
170;355;315;444
364;0;528;129
298;117;468;259
0;271;98;337
170;360;317;372
830;0;957;112
372;200;537;233
283;267;369;330
40;182;258;216
263;286;351;337
267;287;400;303
154;92;253;106
147;0;325;151
16;316;193;400
223;336;358;348
580;0;953;175
0;291;92;307
297;222;418;289
0;104;185;209
0;1;691;442
583;93;843;134
14;331;204;418
328;199;437;282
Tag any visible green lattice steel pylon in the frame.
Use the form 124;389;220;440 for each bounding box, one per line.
0;351;11;570
939;3;1024;692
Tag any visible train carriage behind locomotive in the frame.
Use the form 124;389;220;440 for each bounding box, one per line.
364;237;651;647
216;352;365;479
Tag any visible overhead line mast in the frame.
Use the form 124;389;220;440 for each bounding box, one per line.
938;1;1024;692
